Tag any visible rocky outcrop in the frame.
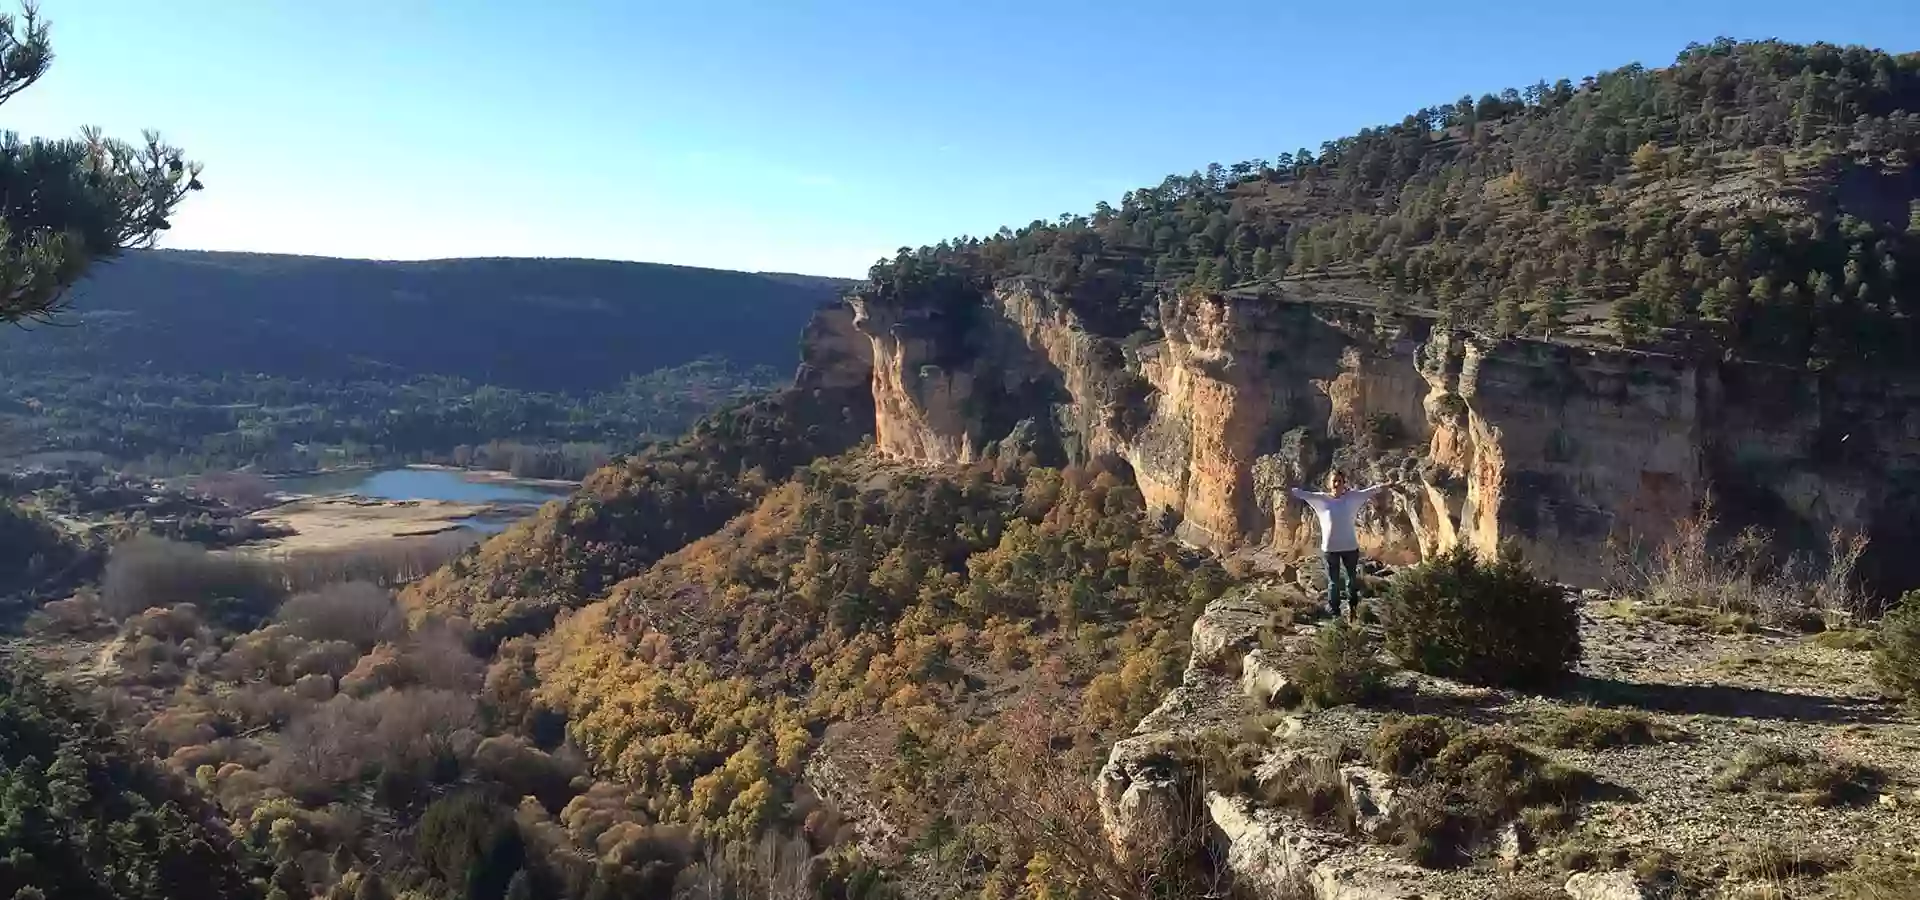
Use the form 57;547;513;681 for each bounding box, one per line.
1095;733;1205;870
843;278;1920;591
793;302;875;393
1094;585;1919;899
1096;591;1518;900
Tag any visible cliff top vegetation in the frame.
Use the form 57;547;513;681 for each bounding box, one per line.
863;39;1920;369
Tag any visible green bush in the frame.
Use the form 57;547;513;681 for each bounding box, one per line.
1288;621;1389;709
1368;714;1461;776
1384;545;1579;688
1873;591;1920;704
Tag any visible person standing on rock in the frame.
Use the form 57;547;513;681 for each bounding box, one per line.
1289;470;1395;621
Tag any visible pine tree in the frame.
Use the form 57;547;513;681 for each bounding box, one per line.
1528;285;1570;335
1191;256;1218;290
1699;277;1737;322
1251;246;1273;277
1493;292;1525;336
1612;291;1653;344
0;7;202;324
1216;254;1238;288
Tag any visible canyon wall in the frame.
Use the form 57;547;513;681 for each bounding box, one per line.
845;281;1920;592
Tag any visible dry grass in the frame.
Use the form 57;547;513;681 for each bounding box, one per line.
1552;838;1683;887
1611;496;1870;629
1634;602;1760;633
1526;706;1680;750
1489;888;1569;900
1366;715;1592;867
1828;849;1920;900
1195;728;1269;797
1711;743;1882;807
1729;839;1843;880
1253;754;1356;829
1813;628;1877;651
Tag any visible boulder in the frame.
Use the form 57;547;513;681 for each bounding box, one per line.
1242;649;1297;707
1208;793;1421;900
1340;765;1397;838
1190;593;1273;669
1096;733;1203;869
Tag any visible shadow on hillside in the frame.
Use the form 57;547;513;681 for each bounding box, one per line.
1562;675;1895;725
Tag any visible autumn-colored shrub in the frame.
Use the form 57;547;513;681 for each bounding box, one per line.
542;459;1229;843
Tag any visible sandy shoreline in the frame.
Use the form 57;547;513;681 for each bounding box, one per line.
244;495;502;553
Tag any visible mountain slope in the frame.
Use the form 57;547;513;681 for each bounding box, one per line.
401;306;877;644
867;39;1920;368
0;250;852;394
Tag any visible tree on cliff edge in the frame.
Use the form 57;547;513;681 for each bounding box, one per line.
0;2;202;325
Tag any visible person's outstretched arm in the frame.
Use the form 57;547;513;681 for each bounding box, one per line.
1353;483;1390;502
1289;486;1321;503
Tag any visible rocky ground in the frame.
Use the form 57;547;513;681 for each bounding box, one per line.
1098;579;1918;900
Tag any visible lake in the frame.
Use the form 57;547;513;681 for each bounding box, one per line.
270;467;574;533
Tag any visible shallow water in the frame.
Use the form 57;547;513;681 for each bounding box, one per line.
271;467;571;534
272;467;569;505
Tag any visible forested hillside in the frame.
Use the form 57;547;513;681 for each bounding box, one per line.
868;39;1920;368
2;250;846;392
403;374;875;646
0;251;846;472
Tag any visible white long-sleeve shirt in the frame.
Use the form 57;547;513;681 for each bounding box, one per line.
1289;485;1386;552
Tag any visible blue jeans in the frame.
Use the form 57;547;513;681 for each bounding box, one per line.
1324;550;1360;618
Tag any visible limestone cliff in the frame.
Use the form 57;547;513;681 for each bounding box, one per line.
844;279;1920;592
793;301;875;392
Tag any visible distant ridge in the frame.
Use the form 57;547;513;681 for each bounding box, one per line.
0;249;849;393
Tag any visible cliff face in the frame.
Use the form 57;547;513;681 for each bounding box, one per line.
793;302;876;393
845;281;1920;592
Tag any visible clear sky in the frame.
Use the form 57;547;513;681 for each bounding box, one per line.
6;1;1917;278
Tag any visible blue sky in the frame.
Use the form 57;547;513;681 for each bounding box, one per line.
7;1;1917;278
